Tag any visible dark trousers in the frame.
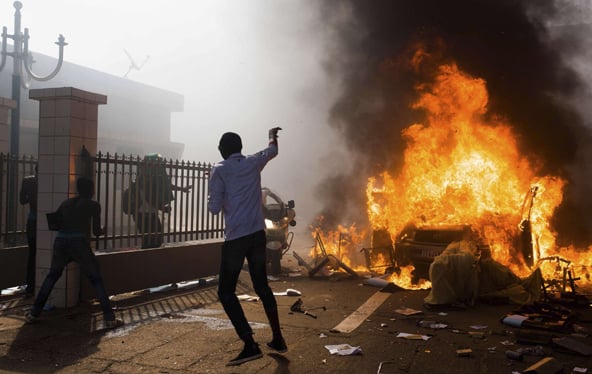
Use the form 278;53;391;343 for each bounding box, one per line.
218;230;280;339
31;237;115;321
25;217;36;293
135;212;163;249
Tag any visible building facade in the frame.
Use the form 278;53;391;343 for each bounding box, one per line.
0;49;184;159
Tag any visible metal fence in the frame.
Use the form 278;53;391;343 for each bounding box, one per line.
0;153;37;248
93;152;224;252
0;152;224;251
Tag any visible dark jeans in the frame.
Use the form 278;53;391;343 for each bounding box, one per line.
31;236;115;321
218;230;279;339
135;212;163;249
25;216;36;294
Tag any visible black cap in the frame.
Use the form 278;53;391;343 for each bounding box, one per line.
218;132;242;160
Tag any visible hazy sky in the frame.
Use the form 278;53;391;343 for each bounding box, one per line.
6;1;591;247
1;0;344;237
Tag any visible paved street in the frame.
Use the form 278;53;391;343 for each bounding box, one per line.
1;250;591;374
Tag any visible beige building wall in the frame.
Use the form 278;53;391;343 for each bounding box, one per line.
30;87;106;308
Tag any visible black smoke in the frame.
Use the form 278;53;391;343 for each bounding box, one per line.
316;0;592;247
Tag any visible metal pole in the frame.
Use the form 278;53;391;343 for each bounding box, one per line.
6;73;20;243
1;1;66;244
6;3;23;243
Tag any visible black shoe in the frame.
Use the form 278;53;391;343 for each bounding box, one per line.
24;310;37;324
226;344;263;366
266;338;287;353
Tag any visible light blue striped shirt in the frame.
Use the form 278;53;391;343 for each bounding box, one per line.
208;143;278;241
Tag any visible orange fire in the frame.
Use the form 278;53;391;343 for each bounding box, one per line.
312;58;591;290
366;61;590;286
309;222;367;272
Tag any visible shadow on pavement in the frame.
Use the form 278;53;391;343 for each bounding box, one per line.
0;309;103;373
268;352;291;374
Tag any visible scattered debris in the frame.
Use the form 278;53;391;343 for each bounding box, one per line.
395;307;423;316
324;344;362;356
522;357;563;374
0;286;26;296
505;350;523;361
503;302;575;332
517;345;545;357
417;320;448;329
377;361;396;373
502;314;528;328
331;291;391;333
237;294;259;302
273;288;301;296
396;332;432;340
307;233;359;278
450;329;466;334
456;348;472;357
290;298;317;318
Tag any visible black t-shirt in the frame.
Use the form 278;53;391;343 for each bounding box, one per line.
57;197;102;238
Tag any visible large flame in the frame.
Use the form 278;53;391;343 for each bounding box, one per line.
309;221;367;272
312;58;591;290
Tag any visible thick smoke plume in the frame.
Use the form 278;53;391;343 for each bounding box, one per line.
316;0;592;247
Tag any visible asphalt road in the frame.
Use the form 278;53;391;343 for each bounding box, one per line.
0;253;591;374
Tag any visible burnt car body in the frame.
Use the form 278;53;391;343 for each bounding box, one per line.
388;186;537;282
392;224;490;281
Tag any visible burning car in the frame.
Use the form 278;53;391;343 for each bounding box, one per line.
393;224;491;282
262;187;296;275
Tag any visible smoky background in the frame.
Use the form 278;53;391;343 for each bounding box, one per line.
316;0;592;248
2;0;592;248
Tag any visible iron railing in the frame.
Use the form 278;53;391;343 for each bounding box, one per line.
93;152;224;252
0;153;37;248
0;152;224;251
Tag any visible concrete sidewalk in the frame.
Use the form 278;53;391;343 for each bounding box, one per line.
1;261;591;373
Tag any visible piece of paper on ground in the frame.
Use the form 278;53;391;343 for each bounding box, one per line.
324;344;362;356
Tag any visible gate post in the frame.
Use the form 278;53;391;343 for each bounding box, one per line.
29;87;106;308
0;97;17;154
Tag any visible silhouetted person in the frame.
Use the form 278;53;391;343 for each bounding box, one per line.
25;177;123;329
19;165;37;297
208;127;286;366
134;153;191;249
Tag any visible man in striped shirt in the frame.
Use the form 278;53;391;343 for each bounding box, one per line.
208;127;287;366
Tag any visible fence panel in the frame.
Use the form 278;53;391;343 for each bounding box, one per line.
0;154;37;249
93;153;223;252
0;152;222;252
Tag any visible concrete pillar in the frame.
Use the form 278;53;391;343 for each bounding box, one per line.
29;87;107;308
0;97;17;154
